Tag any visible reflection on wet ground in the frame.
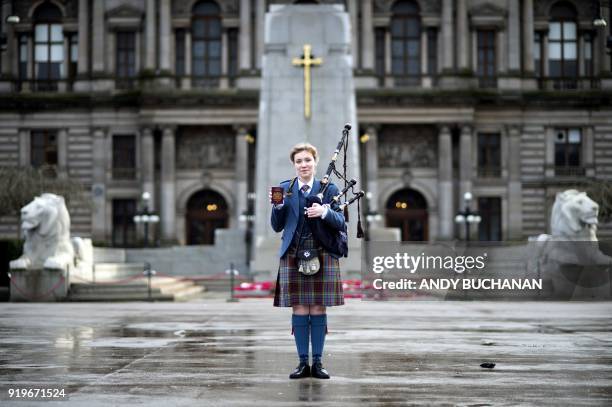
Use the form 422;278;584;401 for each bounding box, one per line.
0;300;611;406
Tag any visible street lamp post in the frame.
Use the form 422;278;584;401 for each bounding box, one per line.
454;192;481;242
133;192;159;247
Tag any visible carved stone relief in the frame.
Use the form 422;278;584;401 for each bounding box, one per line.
177;127;235;170
378;125;437;168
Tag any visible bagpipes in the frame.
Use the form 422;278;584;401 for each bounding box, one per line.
304;123;365;257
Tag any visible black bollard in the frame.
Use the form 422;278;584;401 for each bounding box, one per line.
227;262;239;303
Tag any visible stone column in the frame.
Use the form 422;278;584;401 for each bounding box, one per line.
92;128;107;242
348;0;359;68
507;0;520;72
159;0;171;71
457;0;469;70
221;29;228;88
18;129;30;166
239;0;251;71
365;125;379;214
91;0;105;73
235;126;249;221
507;126;522;240
362;0;374;70
578;33;585;77
441;0;454;71
438;126;453;240
77;0;89;75
542;32;549;77
160;126;176;242
601;2;611;73
145;0;157;70
421;29;428;75
255;0;265;70
522;0;534;74
184;30;192;89
141;127;155;211
497;30;507;74
57;128;68;179
459;125;473;213
584;127;595;177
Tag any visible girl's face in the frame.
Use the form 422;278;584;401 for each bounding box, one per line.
293;150;316;182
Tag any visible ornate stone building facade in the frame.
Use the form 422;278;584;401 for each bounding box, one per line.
0;0;611;249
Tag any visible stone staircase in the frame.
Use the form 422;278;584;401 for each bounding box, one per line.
68;262;205;302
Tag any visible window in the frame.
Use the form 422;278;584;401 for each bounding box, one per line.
112;199;137;247
554;128;583;176
477;133;501;177
192;1;222;88
116;32;136;89
31;130;58;177
33;3;63;91
477;30;496;88
534;32;542;77
478;198;501;241
426;27;437;77
112;135;136;180
390;0;421;86
375;27;385;85
175;29;185;77
549;1;577;88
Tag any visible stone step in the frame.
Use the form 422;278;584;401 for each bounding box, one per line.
67;277;205;302
93;248;126;263
192;277;252;292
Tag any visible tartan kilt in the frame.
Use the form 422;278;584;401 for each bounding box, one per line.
273;237;344;307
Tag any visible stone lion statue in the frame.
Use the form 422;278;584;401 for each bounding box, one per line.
529;189;611;269
9;193;75;270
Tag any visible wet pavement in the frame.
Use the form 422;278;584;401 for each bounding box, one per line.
1;298;611;406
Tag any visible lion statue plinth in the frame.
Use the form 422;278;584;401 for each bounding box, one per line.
10;193;75;271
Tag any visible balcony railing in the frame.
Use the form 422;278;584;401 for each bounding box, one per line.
13;79;75;92
554;166;585;177
538;77;601;90
477;167;502;178
478;76;497;89
112;168;137;180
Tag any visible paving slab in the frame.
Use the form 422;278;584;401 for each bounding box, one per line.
0;299;611;406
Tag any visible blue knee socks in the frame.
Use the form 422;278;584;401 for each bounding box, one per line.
292;314;310;363
310;314;327;363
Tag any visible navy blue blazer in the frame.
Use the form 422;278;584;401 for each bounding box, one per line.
271;178;346;259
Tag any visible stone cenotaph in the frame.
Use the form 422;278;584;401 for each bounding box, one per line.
252;4;361;279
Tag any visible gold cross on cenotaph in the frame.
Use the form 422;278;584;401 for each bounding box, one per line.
292;44;323;119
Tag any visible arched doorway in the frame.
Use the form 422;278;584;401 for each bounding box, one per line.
185;189;229;245
385;188;428;241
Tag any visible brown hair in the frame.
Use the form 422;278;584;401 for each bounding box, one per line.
290;142;318;163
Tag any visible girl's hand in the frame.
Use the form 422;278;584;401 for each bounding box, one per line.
305;203;325;218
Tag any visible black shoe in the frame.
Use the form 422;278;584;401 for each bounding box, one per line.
289;362;310;379
311;361;330;379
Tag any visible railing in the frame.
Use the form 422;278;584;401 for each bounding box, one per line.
112;168;137;180
477;167;502;178
14;79;75;92
538;77;601;90
478;76;497;89
554;166;585;177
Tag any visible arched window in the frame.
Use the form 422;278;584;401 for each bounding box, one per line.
192;0;222;88
549;1;577;81
391;0;421;85
33;2;64;91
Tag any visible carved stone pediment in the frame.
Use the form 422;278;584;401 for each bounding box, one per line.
469;2;506;18
374;0;441;14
